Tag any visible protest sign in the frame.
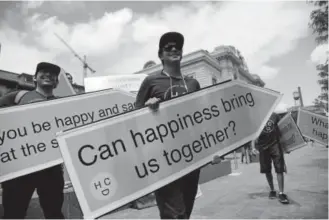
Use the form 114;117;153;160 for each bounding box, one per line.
53;70;77;185
56;80;281;219
0;89;136;183
196;185;202;199
278;113;306;153
54;71;77;97
84;74;147;93
297;108;328;146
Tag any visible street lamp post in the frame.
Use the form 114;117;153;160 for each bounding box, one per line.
298;86;304;107
293;87;304;107
293;91;300;106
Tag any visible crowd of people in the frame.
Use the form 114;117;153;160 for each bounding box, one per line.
0;31;290;219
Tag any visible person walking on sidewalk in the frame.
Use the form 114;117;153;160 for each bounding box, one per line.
135;31;204;219
252;112;290;204
0;62;65;219
241;142;254;164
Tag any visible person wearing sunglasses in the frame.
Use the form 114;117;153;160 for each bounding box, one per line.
136;32;205;219
136;32;197;110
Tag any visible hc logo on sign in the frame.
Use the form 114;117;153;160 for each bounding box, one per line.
90;172;117;200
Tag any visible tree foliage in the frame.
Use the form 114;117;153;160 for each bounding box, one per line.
316;64;329;91
309;0;328;44
309;0;328;114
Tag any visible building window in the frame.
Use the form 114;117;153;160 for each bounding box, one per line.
23;75;33;83
212;77;217;85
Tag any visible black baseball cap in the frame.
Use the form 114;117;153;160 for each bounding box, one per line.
35;62;61;76
159;32;184;50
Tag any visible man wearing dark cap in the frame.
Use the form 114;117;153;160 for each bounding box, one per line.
0;62;65;219
252;112;289;205
249;82;289;205
135;32;207;219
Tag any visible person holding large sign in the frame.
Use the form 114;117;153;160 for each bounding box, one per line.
136;32;202;219
252;112;289;204
0;62;65;219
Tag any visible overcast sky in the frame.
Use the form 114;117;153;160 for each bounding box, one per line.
0;0;328;112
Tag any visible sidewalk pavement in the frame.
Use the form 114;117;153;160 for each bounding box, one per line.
0;143;327;219
103;143;328;219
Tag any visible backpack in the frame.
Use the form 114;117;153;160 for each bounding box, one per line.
0;90;29;108
14;90;29;104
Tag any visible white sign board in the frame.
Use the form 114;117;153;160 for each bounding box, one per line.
297;108;328;146
53;70;78;184
0;89;136;183
56;81;281;219
84;74;147;93
54;71;77;97
278;113;306;153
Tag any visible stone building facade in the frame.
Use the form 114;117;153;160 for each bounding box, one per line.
134;45;265;91
0;46;265;96
0;69;85;97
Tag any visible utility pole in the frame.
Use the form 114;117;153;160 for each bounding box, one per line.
83;55;87;79
298;86;304;107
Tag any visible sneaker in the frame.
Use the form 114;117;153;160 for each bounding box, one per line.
269;190;277;199
278;193;289;204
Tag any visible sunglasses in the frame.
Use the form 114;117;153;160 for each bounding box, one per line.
163;43;182;52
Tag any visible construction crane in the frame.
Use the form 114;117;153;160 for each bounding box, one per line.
54;33;96;82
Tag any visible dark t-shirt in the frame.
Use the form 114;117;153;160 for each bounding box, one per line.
0;90;56;108
256;113;281;150
136;71;201;108
19;90;56;104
